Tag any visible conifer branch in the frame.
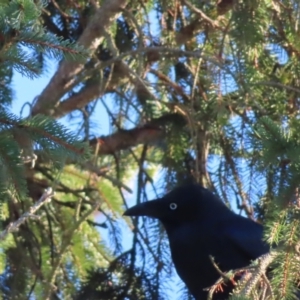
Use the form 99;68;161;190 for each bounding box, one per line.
0;188;54;241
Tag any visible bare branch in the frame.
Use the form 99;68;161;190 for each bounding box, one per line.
182;0;219;28
32;0;129;116
0;188;54;240
89;113;187;155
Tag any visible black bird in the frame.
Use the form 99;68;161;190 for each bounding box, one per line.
124;183;269;299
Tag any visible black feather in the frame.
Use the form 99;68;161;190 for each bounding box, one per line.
124;184;269;299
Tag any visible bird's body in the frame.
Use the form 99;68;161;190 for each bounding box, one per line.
124;184;269;299
167;213;267;299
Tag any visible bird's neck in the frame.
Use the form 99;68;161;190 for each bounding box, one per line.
162;221;181;236
162;219;198;239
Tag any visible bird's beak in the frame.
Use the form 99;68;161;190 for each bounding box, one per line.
123;198;162;219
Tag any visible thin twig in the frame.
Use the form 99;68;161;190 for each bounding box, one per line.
182;0;219;28
0;188;54;240
45;200;101;300
84;161;133;193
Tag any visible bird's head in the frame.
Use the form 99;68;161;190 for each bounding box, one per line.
124;183;229;227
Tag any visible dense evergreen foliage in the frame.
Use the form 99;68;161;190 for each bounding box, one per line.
0;0;300;299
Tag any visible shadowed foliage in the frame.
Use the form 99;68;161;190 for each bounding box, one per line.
0;0;300;299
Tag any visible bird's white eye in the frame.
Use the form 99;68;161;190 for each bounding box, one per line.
169;203;177;210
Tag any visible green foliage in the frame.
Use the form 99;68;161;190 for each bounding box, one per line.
229;296;252;300
2;0;300;299
0;110;90;199
270;219;300;299
231;0;271;49
0;130;27;199
0;0;88;80
98;179;124;214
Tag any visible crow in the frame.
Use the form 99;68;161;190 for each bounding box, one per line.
124;183;269;299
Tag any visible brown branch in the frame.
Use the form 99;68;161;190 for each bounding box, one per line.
89;113;187;155
51;83;111;119
51;61;153;118
182;0;219;28
149;68;191;102
20;38;83;55
32;44;241;119
50;0;72;19
42;47;237;119
32;0;129;116
219;132;254;219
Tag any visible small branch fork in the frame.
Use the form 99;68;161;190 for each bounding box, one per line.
207;251;278;300
0;188;54;241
